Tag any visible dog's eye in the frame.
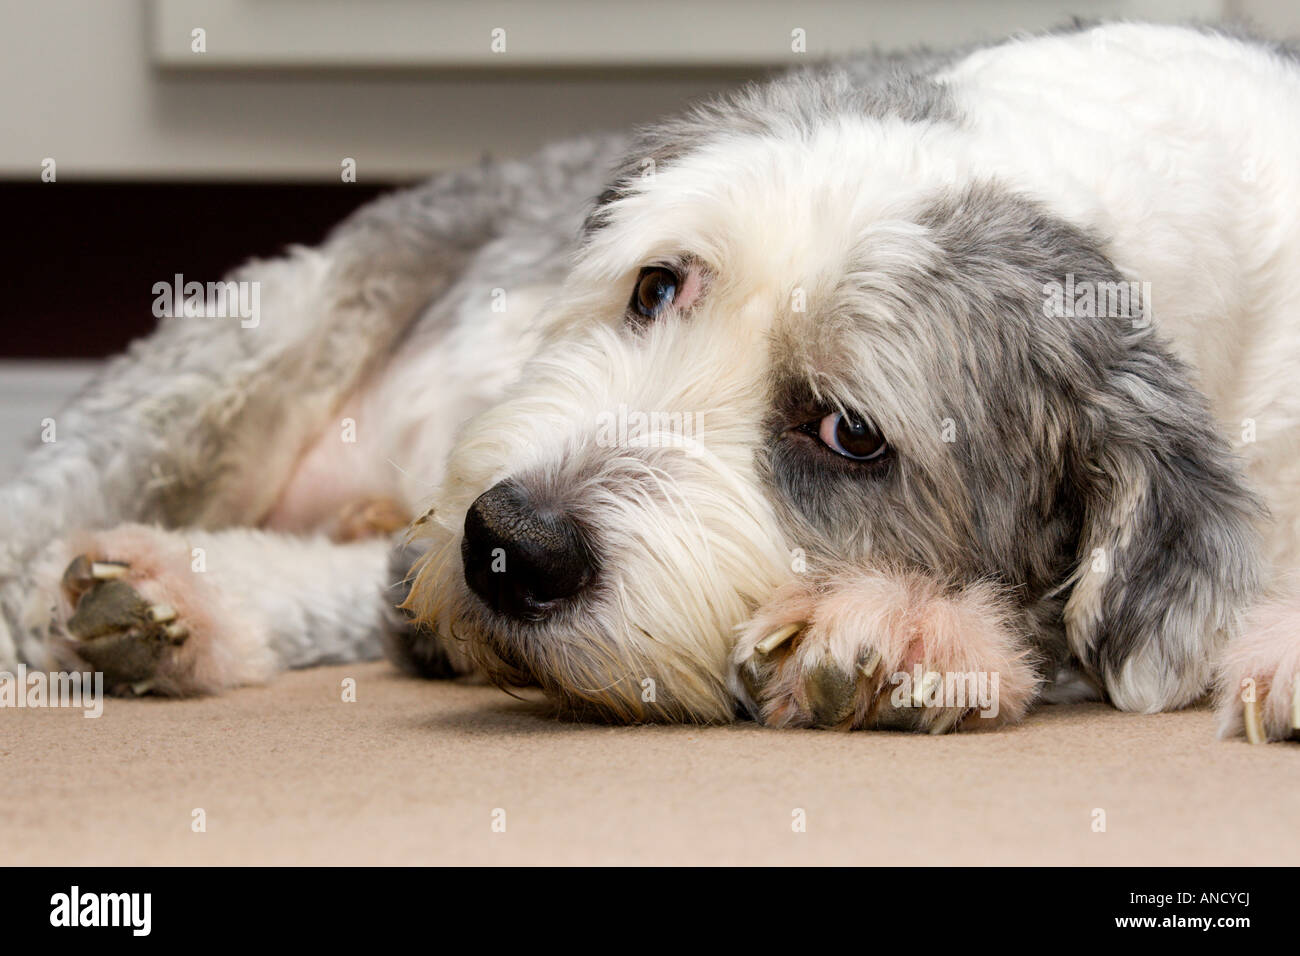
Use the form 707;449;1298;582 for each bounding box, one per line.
630;266;679;320
813;412;888;461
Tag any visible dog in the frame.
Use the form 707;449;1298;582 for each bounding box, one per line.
2;21;1298;742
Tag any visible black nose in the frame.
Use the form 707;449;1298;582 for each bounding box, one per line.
461;481;596;621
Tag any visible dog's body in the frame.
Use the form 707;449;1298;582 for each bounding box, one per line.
3;22;1299;739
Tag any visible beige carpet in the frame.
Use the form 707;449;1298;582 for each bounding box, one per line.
4;661;1296;865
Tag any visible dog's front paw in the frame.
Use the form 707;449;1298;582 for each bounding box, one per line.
1216;597;1300;744
731;570;1040;733
45;524;273;696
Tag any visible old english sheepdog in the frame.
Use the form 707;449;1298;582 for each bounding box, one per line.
3;22;1299;742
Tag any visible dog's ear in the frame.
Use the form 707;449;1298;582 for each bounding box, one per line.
1062;331;1261;711
912;183;1261;709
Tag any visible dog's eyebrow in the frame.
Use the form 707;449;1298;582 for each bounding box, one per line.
581;140;683;239
763;367;844;434
584;69;962;242
581;186;627;238
581;113;709;238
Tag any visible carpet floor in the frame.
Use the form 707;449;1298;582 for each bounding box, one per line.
4;661;1297;865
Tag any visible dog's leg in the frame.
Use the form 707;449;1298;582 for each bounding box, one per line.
1214;581;1300;744
0;242;418;673
0;141;620;673
22;523;463;695
731;568;1042;732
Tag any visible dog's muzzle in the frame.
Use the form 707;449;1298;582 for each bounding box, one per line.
461;481;596;622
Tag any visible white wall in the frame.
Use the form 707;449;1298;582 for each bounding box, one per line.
3;0;1294;181
0;362;98;479
0;0;749;181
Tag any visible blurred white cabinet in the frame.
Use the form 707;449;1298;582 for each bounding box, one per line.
2;0;1292;181
152;0;1228;68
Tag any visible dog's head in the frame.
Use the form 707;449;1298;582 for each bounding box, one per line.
407;74;1260;722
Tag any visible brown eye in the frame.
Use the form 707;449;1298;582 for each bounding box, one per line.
816;412;887;461
630;266;679;320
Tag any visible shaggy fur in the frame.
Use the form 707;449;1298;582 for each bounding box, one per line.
2;22;1298;741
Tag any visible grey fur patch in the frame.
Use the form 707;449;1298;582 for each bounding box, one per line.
1196;19;1300;61
583;51;961;237
761;181;1262;699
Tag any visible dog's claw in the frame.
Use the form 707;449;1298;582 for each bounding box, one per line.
64;557;131;596
148;603;177;623
755;623;802;655
1243;696;1266;745
738;660;764;710
1290;683;1300;743
91;561;130;581
857;647;881;680
929;707;968;736
61;554;96;594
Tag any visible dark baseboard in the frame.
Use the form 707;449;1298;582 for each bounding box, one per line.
1;181;399;358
